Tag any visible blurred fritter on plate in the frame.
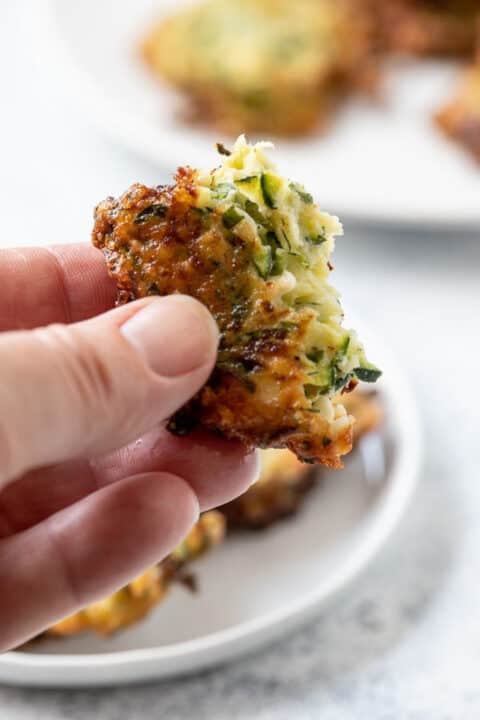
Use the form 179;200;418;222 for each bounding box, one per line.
373;0;479;57
142;0;377;136
435;51;480;161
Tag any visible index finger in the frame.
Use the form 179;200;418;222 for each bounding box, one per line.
0;244;116;331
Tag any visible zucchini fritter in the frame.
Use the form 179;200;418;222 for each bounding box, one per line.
435;62;480;161
374;0;478;57
47;511;225;637
223;389;384;529
93;137;380;467
142;0;376;136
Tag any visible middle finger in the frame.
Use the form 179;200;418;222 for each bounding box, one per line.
0;428;258;535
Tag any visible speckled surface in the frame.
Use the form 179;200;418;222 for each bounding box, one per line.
1;2;480;717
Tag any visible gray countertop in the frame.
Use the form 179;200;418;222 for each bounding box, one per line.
1;2;479;717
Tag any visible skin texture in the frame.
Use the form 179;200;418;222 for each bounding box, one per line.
92;175;354;466
0;244;257;651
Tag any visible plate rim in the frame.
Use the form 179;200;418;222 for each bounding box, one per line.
0;316;422;685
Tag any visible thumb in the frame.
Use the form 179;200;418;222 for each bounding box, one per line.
0;295;219;487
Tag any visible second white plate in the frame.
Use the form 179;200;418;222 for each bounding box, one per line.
43;0;480;229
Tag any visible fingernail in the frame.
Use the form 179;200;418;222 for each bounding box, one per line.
121;296;219;377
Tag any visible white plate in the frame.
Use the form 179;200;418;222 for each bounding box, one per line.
42;0;480;229
0;321;421;688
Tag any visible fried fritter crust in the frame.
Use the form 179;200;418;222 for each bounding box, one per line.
374;0;478;56
435;63;480;162
93;178;353;466
47;511;225;637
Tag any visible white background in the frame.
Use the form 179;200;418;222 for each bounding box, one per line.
1;1;480;718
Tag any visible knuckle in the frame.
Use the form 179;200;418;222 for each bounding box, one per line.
35;324;123;437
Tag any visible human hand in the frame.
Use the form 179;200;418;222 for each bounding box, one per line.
0;244;258;651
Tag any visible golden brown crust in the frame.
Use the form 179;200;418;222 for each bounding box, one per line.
92;175;354;467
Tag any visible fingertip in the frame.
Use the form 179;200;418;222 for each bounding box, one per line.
164;431;260;511
120;294;219;379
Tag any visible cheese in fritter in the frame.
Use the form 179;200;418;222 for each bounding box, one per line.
142;0;375;136
93;136;380;467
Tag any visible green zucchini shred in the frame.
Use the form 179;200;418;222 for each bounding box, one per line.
253;244;273;279
290;182;313;204
304;384;321;400
244;199;266;225
306;348;324;363
261;172;282;209
134;204;168;223
288;252;310;269
305;232;327;246
272;247;287;275
354;366;382;383
223;206;244;229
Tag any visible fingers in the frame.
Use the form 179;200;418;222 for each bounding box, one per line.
94;428;259;512
0;431;257;534
0;472;199;651
0;244;116;331
0;295;219;487
0;429;258;535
